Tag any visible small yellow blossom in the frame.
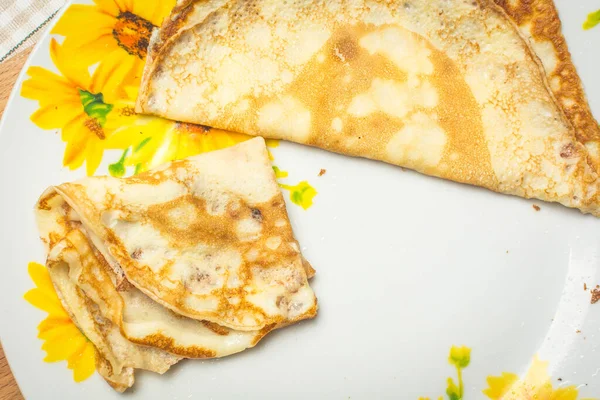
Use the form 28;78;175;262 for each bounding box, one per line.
448;346;471;369
279;181;318;210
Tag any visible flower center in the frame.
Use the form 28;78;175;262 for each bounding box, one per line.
112;11;155;59
79;89;113;139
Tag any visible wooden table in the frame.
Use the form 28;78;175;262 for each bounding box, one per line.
0;47;33;400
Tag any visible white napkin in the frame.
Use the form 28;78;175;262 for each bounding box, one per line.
0;0;66;63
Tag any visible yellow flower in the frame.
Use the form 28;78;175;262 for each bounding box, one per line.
21;39;141;175
449;346;471;369
52;0;176;82
483;356;584;400
279;181;318;210
24;262;96;382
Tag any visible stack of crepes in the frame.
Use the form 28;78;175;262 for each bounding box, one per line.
34;138;318;392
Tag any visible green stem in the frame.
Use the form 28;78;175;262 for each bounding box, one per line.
108;148;129;177
457;367;463;398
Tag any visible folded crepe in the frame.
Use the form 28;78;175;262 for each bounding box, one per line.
494;0;600;168
46;232;182;391
136;0;600;216
35;138;318;391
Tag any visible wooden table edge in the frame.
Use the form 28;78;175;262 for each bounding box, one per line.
0;47;34;400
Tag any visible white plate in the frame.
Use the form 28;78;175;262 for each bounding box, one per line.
1;1;599;399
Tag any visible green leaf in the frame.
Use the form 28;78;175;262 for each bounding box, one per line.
134;137;152;153
448;346;471;369
446;377;461;400
108;148;129;177
583;9;600;30
79;89;113;126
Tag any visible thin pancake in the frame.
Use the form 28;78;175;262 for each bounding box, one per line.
495;0;600;167
38;138;317;332
58;224;272;358
47;236;181;392
136;0;600;216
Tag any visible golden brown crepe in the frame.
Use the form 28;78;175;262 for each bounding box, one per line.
494;0;600;168
46;232;181;391
46;138;316;330
35;138;318;391
137;0;600;216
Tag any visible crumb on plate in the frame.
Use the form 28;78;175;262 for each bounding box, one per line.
591;288;600;305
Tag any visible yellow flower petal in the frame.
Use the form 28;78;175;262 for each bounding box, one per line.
483;356;588;400
38;316;74;337
52;4;116;49
38;321;82;342
523;356;552;391
21;67;77;105
94;0;121;16
91;49;139;101
483;372;519;399
49;39;91;91
30;103;82;130
62;116;92;171
69;343;96;382
24;289;68;317
123;85;139;100
42;330;87;362
26;261;96;381
133;0;177;26
52;1;121;71
28;262;56;293
85;143;105;177
63;35;119;71
113;0;132;13
551;387;580;400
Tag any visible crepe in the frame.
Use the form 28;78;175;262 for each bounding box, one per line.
44;138;316;330
35;138;317;391
136;0;600;216
36;196;272;358
494;0;600;168
45;229;181;391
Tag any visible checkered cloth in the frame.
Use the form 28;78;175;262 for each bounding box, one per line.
0;0;66;63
